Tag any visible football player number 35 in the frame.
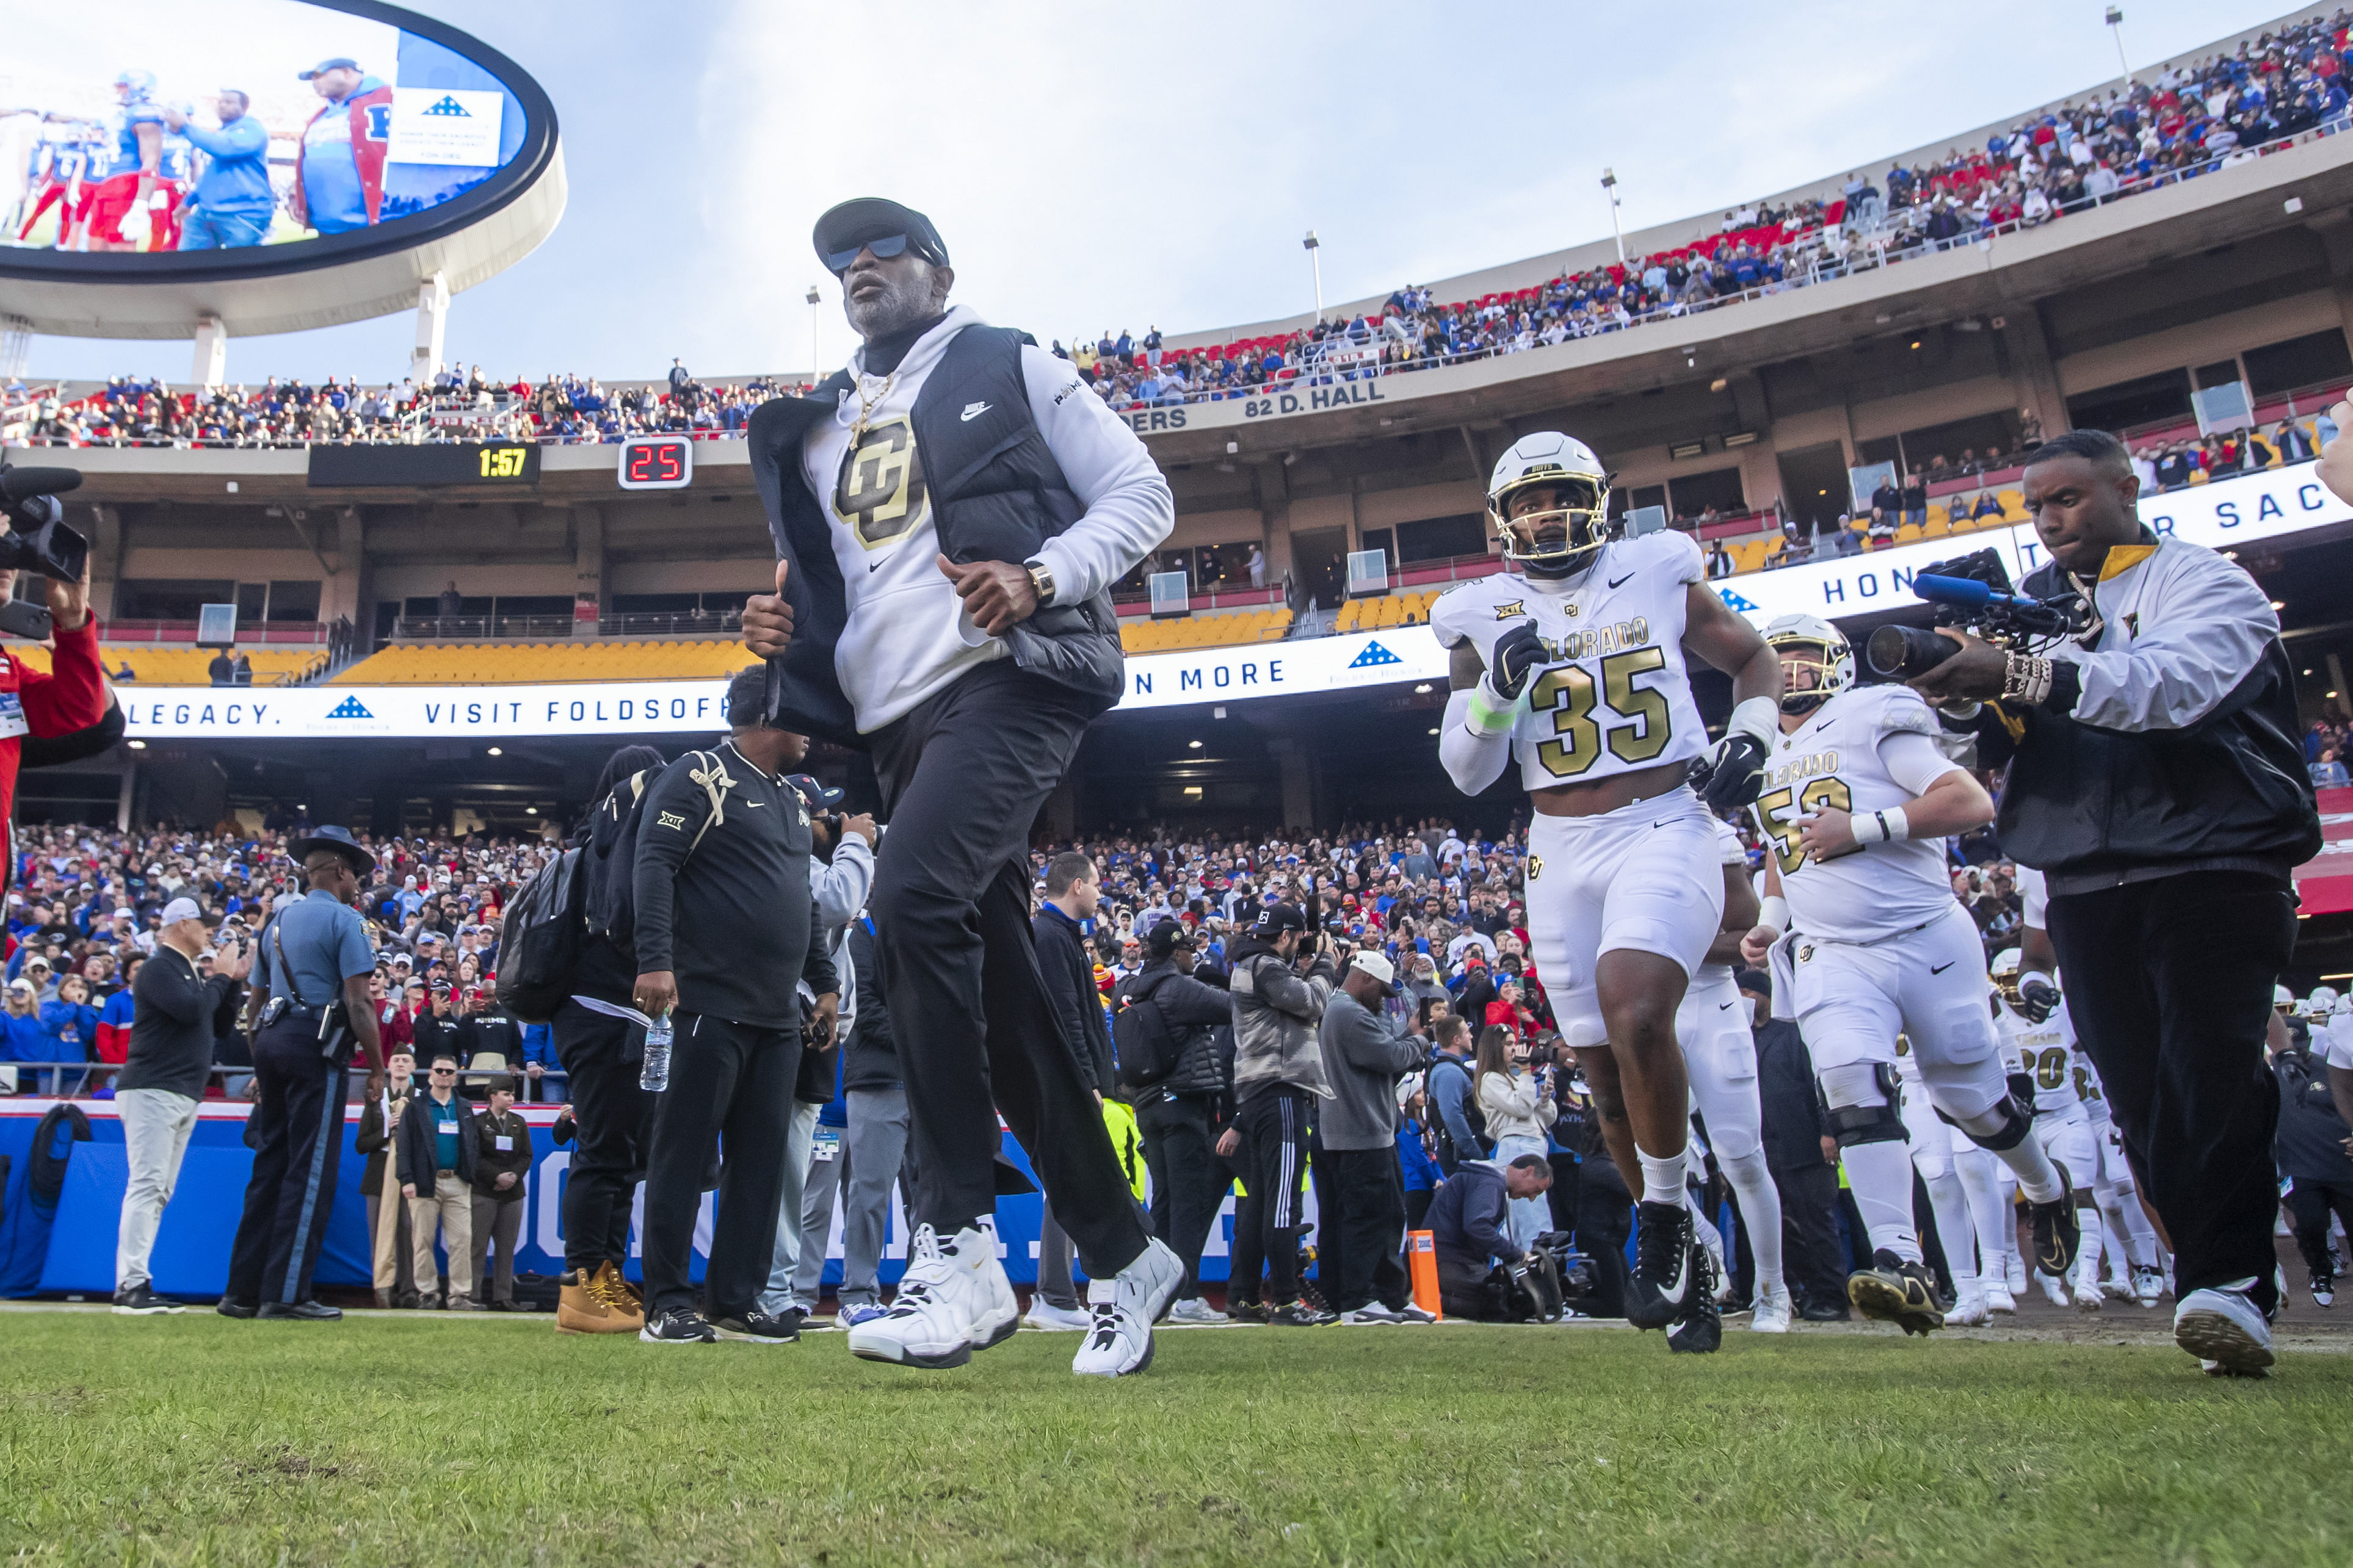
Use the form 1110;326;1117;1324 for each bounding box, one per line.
1531;647;1671;778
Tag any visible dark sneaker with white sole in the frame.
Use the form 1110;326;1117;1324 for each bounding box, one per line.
1625;1201;1695;1331
639;1307;718;1345
111;1285;184;1315
1847;1248;1949;1337
712;1310;799;1344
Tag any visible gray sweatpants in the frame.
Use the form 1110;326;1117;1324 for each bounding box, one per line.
754;1100;821;1317
790;1086;911;1310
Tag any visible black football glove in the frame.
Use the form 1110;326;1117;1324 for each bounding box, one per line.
1694;730;1771;812
2015;972;2060;1024
1488;620;1548;701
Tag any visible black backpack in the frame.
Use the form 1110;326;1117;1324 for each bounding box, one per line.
1111;970;1183;1092
1423;1055;1488;1165
493;847;585;1024
581;751;731;966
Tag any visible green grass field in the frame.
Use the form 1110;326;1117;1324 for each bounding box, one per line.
1;1310;2347;1567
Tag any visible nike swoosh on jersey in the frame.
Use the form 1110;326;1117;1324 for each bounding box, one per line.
1719;1000;1737;1010
1607;573;1634;589
1931;961;1956;974
961;401;990;421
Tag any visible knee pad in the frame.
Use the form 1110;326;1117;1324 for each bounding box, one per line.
1817;1061;1907;1148
1911;1141;1954;1182
1952;1097;2034;1153
1719;1145;1771;1188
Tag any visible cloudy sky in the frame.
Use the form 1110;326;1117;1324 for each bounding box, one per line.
21;0;2292;385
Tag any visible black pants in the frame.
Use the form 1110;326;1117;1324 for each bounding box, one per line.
227;1017;349;1308
1318;1144;1410;1312
2286;1179;2353;1281
639;1011;800;1320
1137;1092;1226;1301
1772;1160;1846;1312
552;1000;653;1274
2048;870;2295;1315
1437;1255;1493;1321
1404;1185;1434;1234
868;661;1146;1277
1231;1088;1309;1304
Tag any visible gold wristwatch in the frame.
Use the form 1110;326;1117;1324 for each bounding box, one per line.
1024;558;1056;608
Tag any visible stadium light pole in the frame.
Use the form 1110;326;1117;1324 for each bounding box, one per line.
807;285;824;376
2106;6;2131;98
1601;168;1626;267
1302;230;1324;322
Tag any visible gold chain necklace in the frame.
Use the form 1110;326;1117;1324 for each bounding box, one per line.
848;370;896;446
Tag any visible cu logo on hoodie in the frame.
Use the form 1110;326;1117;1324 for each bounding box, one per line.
833;417;930;551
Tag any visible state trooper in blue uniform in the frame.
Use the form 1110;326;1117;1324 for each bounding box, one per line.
221;826;384;1320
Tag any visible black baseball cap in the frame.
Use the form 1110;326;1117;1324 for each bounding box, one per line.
813;198;949;273
786;773;845;811
1735;968;1772;997
1145;919;1191;959
1251;902;1307;939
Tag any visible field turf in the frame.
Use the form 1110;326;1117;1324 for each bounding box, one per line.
1;1309;2346;1567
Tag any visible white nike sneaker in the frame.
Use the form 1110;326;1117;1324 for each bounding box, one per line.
1022;1299;1093;1332
2073;1263;2105;1313
1338;1304;1407;1324
846;1220;1018;1370
1395;1302;1439;1323
2174;1280;2273;1378
1984;1284;2018;1314
2035;1270;2069;1308
1945;1285;1991;1328
2004;1254;2028;1296
1166;1296;1228;1325
1749;1281;1793;1334
2131;1265;2166;1308
1071;1237;1183;1378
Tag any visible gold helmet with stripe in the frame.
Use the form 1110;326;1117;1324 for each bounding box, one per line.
1989;948;2025;1010
1761;612;1854;714
1486;432;1611;579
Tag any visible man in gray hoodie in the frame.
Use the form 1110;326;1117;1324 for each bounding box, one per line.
1316;951;1435;1324
1224;903;1335;1324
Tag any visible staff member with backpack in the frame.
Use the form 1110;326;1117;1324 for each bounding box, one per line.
1117;920;1239;1324
548;745;667;1336
629;669;840;1345
1423;1014;1486;1174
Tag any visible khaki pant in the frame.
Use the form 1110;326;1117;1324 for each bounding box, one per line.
369;1154;415;1293
115;1087;200;1291
408;1171;473;1300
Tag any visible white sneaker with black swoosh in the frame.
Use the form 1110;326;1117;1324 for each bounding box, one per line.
1071;1237;1183;1377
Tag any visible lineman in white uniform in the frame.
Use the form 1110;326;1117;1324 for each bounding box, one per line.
1890;1032;1996;1325
1676;818;1791;1331
1434;433;1783;1356
1738;615;2079;1335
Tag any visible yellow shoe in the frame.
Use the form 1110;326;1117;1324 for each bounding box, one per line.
592;1260;645;1334
556;1268;612;1335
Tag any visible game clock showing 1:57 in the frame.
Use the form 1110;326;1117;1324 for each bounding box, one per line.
305;444;543;488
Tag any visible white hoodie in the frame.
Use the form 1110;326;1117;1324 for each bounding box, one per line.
798;305;1173;732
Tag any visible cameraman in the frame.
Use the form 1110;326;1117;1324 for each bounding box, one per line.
1222;903;1335;1324
0;504;104;847
1911;428;2318;1378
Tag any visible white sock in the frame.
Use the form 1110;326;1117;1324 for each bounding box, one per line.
1994;1133;2065;1207
1636;1148;1687;1209
1841;1140;1921;1264
1918;1164;1978;1294
1953;1143;2007;1282
1719;1146;1784;1288
2073;1208;2104;1290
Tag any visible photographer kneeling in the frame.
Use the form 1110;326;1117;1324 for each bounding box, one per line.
1427;1151;1553;1321
1910;428;2318;1378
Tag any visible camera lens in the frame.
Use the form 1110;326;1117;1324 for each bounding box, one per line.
1864;624;1957;681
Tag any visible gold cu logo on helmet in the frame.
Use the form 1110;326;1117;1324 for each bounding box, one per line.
833;416;929;551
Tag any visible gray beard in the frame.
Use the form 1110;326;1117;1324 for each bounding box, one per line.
847;275;940;347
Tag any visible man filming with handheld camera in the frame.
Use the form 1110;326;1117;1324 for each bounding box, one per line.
0;464;107;842
1905;427;2317;1379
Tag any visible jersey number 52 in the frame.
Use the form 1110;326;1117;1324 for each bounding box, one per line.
1529;648;1671;779
1753;779;1856;873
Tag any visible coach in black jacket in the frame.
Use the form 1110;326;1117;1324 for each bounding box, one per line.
629;669;841;1342
1029;851;1116;1320
1120;920;1238;1313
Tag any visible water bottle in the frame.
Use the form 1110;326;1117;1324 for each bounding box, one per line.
640;1012;673;1093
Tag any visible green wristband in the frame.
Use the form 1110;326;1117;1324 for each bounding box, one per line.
1465;682;1519;735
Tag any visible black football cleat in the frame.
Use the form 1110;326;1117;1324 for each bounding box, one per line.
2029;1161;2083;1280
1625;1201;1696;1331
1847;1249;1949;1337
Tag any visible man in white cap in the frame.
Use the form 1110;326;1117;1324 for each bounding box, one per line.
113;898;250;1313
1314;948;1438;1324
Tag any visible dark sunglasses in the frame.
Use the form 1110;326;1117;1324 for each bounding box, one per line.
429;1066;456;1074
824;233;924;274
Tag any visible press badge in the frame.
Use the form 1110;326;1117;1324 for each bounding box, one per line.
813;1127;841;1162
438;1119;459;1135
0;694;26;740
493;1135;513;1151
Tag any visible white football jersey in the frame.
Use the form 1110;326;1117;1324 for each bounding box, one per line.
1430;532;1710;797
1696;817;1749;981
2017;864;2048;930
1752;684;1965;944
1997;998;2083;1113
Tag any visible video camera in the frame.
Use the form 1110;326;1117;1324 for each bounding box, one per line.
0;466;92;645
1862;547;2090;682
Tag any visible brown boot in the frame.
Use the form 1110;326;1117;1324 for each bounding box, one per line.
593;1260;645;1333
556;1268;612;1335
374;1288;393;1309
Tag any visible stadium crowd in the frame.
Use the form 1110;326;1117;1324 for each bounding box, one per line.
12;21;2352;452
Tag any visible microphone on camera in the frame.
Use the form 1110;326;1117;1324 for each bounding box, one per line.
0;467;83;504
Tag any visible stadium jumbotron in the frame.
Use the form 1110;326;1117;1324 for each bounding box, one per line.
2;2;2352;1564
